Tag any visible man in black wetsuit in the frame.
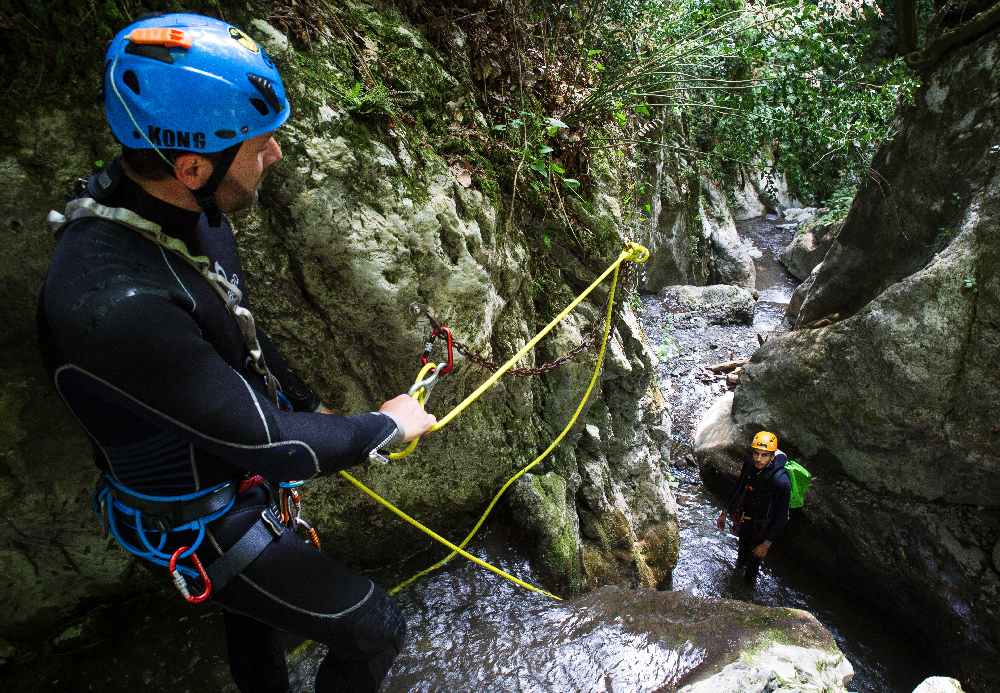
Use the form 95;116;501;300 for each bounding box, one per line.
716;431;792;585
37;13;435;693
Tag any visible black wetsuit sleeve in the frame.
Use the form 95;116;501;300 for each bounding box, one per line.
765;473;792;543
725;460;752;512
256;329;323;413
60;291;393;481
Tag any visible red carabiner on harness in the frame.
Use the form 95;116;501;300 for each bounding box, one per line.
421;325;454;376
168;547;212;603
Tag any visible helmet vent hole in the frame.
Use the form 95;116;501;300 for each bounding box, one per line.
122;70;141;95
124;41;173;64
247;74;283;113
249;98;269;116
215;130;237;139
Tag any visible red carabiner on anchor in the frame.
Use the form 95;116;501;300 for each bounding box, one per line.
168;547;212;603
421;325;454;376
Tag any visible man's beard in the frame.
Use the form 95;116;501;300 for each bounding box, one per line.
217;174;264;213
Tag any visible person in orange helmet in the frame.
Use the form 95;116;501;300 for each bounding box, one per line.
716;431;792;585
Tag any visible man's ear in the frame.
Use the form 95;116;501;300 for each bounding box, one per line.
173;153;214;191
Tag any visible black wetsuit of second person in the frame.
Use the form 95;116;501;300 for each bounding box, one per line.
724;451;792;584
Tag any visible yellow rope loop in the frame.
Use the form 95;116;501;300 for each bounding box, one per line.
351;244;648;599
338;470;562;600
625;241;650;263
387;242;649;451
387;361;437;460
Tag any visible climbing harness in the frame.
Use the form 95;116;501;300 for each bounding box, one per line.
55;189;314;603
49;196;283;407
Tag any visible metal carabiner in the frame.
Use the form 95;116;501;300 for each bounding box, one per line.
292;516;322;549
408;362;448;404
421;325;454;376
168;547;212;603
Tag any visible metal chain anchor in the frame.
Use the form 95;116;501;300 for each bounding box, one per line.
418;261;635;377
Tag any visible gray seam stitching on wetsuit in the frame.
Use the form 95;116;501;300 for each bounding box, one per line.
206;527;376;619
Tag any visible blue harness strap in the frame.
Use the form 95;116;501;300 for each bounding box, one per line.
94;476;236;579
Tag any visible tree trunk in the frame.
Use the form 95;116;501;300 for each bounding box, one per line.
895;0;919;56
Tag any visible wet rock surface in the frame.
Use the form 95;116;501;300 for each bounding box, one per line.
654;285;758;327
779;216;844;282
646;216;955;692
640;216;796;453
379;531;852;693
693;28;1000;691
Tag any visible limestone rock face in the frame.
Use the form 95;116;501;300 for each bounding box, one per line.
779;217;844;282
755;164;799;214
727;171;767;221
0;6;678;639
637;126;755;292
795;28;1000;327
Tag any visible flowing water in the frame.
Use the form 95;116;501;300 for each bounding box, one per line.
0;216;953;692
640;214;951;692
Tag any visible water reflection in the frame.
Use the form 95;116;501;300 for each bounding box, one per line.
378;531;705;693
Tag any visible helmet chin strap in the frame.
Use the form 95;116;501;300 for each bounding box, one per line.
192;142;243;227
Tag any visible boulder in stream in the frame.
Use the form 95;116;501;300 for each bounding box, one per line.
779;216;844;282
656;285;757;326
384;582;854;692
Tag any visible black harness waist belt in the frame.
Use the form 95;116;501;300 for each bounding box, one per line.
99;476;238;532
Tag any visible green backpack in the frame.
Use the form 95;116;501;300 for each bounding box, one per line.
784;460;812;509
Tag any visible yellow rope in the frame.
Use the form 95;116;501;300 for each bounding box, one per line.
340;243;648;600
388;242;648;458
390;261;625;594
338;470;562;600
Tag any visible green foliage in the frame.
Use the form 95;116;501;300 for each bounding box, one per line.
816;184;856;224
963;277;978;293
563;0;917;205
656;325;682;361
330;78;417;117
496;109;599;216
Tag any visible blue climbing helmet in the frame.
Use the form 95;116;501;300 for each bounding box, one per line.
103;12;289;154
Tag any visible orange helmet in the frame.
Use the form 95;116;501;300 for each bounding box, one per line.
751;431;778;452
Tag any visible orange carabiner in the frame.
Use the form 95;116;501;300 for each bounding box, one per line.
168;547;212;603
